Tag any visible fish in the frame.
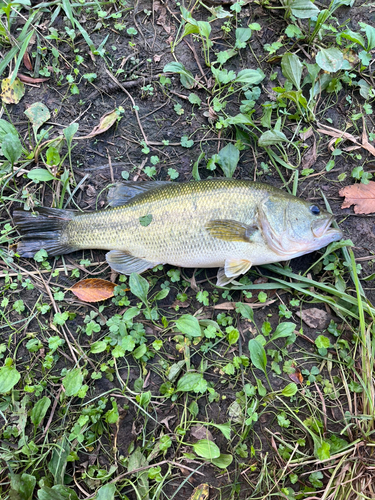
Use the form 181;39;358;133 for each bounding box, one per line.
13;179;343;286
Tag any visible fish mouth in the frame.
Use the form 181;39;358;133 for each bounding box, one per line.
311;216;343;240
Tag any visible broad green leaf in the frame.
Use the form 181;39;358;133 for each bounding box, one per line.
315;439;330;460
30;396;51;427
235;27;252;48
258;130;288;147
127;448;149;500
235;302;254;321
340;29;366;49
234;68;265;85
316;48;344;72
290;0;320;18
211;422;231;439
95;484;116;500
365;24;375;50
168;360;186;382
9;473;36;500
163;62;195;89
315;335;330;349
182;23;199;38
0;363;20;393
248;339;267;374
175;314;201;337
177;372;205;392
133;343;147;359
0;118;19;141
282;382;298;397
215;49;237;65
193;439;220;459
197;20;211;39
24;102;50;137
211;453;233;469
48;437;70;485
63;368;83;397
270;322;296;341
1;133;22;165
139;214;152;227
227;328;239;345
90;340;107;353
281;53;302;90
129;273;149;306
217;143;239;178
38;485;79;500
27;168;55;182
46;146;61;166
63;122;79;148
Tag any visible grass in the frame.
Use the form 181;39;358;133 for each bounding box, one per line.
1;0;375;498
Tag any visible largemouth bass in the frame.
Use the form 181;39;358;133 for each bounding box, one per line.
14;179;343;285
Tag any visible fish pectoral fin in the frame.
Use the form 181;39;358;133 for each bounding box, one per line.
216;259;252;287
206;219;258;242
106;250;160;275
107;181;171;207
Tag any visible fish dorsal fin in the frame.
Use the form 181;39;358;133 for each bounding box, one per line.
206;219;258;242
106;250;162;274
107;181;171;207
216;259;252;286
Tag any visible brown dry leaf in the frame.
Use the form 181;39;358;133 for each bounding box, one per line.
17;73;49;84
339;181;375;214
302;139;317;170
191;425;214;442
288;364;304;385
154;0;172;34
296;308;330;329
76;109;121;140
317;121;375;158
70;278;118;302
188;483;209;500
23;52;33;71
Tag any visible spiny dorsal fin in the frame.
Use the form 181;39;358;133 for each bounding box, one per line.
107;181;171;207
206;219;258;242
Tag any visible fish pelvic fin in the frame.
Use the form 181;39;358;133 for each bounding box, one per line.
216;258;252;286
106;250;161;275
14;207;79;257
206;219;258;242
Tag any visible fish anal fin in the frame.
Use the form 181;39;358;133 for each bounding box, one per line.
106;250;161;274
107;181;171;207
206;219;258;242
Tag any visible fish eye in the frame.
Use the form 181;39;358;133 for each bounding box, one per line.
310;205;320;215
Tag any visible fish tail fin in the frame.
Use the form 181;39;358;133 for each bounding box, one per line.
13;207;79;257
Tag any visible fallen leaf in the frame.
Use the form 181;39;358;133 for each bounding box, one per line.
317;121;375;157
296;308;330;329
302;138;317;170
191;425;214;442
339;181;375;214
188;483;209;500
288;363;304;385
17;73;49;84
154;0;172;34
23;52;33;71
1;77;25;104
24;102;51;137
75;109;121;140
70;278;119;302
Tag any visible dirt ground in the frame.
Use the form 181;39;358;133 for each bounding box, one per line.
1;0;375;498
